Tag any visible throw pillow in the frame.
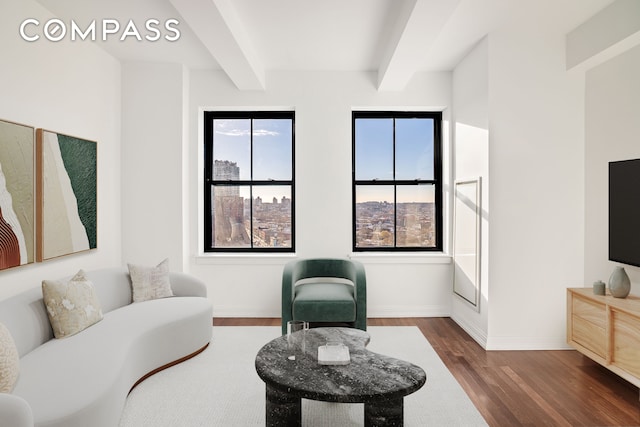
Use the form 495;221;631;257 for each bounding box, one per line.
127;258;174;303
42;270;104;339
0;322;19;393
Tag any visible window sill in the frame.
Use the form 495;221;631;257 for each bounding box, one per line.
195;253;297;265
348;252;452;265
194;252;452;266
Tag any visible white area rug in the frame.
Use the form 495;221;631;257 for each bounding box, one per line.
119;326;488;426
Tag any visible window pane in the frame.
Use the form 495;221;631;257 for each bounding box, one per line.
395;118;434;180
355;118;393;180
253;119;292;180
252;185;292;248
213;119;251;180
211;185;251;248
355;185;394;248
396;185;436;248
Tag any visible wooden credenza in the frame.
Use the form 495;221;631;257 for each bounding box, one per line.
567;288;640;388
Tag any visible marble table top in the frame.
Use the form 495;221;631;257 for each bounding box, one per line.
255;327;426;403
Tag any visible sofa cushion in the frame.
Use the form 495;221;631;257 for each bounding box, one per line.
128;258;174;303
292;282;356;322
42;270;104;339
0;322;19;393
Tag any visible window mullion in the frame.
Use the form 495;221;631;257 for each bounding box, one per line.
392;118;397;249
249;119;254;249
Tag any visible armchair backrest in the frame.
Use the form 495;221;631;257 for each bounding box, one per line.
287;258;361;284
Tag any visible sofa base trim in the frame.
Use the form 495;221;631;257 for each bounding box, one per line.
129;342;210;393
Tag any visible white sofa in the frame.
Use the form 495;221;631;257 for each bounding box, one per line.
0;268;213;427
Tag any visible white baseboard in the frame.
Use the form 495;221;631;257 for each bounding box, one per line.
450;314;488;349
367;305;451;318
485;336;572;351
213;307;280;318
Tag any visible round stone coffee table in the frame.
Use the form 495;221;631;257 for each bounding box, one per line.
255;327;426;427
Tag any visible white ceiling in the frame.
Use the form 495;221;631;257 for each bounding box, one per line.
35;0;613;90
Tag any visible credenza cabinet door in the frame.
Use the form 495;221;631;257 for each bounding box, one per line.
567;288;640;389
571;296;607;358
611;309;640;378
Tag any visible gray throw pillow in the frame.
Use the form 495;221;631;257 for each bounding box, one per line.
127;258;174;303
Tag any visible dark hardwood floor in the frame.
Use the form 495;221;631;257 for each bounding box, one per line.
213;317;640;426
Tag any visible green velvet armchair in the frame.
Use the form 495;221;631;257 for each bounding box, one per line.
281;258;367;335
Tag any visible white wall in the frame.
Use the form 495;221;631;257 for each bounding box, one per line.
0;0;122;299
178;70;454;317
121;62;187;268
451;37;490;346
486;24;586;350
584;44;640;291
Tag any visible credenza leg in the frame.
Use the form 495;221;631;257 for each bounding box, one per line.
364;398;403;427
265;385;301;427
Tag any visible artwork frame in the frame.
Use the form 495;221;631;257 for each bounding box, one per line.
453;177;481;311
0;119;35;270
36;129;97;261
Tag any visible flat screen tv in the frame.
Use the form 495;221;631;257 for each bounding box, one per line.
609;158;640;267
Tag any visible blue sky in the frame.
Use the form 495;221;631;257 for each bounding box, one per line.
213;117;435;203
355;118;434;181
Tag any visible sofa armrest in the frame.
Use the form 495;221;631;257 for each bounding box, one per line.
0;394;34;427
169;272;208;298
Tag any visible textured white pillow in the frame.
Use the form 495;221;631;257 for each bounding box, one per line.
128;258;174;303
0;322;19;393
42;270;104;339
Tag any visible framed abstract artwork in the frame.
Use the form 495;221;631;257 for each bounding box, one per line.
0;119;35;270
36;129;97;261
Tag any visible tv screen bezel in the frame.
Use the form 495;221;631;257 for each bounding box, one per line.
609;158;640;268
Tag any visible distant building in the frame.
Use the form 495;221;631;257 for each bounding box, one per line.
213;160;247;245
214;160;240;196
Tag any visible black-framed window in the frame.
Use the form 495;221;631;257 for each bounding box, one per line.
204;111;295;252
352;111;442;251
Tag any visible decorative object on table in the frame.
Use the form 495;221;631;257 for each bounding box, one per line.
593;280;606;295
0;119;35;270
608;266;631;298
286;320;308;360
318;341;350;365
36;129;97;261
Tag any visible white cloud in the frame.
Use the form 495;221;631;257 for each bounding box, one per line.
215;129;250;137
214;119;280;137
252;129;279;137
214;128;280;137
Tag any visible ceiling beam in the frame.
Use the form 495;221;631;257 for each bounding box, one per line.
377;0;461;91
170;0;265;90
566;0;640;73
